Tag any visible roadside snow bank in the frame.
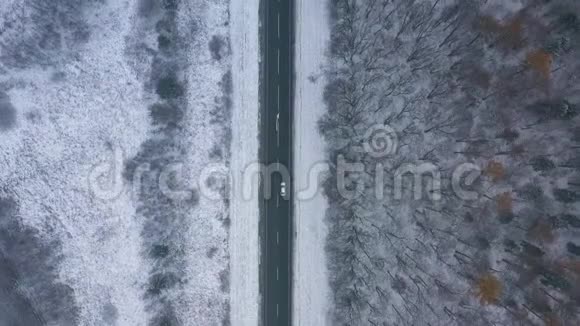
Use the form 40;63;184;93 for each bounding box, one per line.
229;0;261;325
293;0;331;325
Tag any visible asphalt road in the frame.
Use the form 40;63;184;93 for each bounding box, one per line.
261;0;294;325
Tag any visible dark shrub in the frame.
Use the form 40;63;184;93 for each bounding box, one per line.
521;241;544;258
0;92;16;131
149;103;183;126
526;99;578;120
156;75;184;99
517;184;544;201
209;35;225;61
150;244;170;259
530;156;555;172
557;13;580;32
561;214;580;228
158;35;171;50
554;189;580;203
567;242;580;256
162;0;179;10
499;213;514;224
147;272;179;296
540;270;570;290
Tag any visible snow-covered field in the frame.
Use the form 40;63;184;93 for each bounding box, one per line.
0;0;258;324
0;1;152;324
293;0;331;325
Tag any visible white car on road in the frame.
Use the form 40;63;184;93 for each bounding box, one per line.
280;181;287;197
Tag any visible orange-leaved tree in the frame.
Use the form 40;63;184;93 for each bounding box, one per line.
475;274;502;305
497;192;513;216
545;314;562;326
485;160;505;182
528;221;555;243
501;16;525;48
527;49;553;80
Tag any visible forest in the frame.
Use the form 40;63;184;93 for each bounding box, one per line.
320;0;580;324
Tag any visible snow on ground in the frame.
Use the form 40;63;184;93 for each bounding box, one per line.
0;0;236;325
0;1;151;324
293;0;331;325
229;0;261;325
173;0;232;323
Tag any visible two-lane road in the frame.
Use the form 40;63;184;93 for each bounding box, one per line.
261;0;294;325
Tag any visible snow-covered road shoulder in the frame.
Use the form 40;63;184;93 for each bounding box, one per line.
293;0;331;325
230;0;260;325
